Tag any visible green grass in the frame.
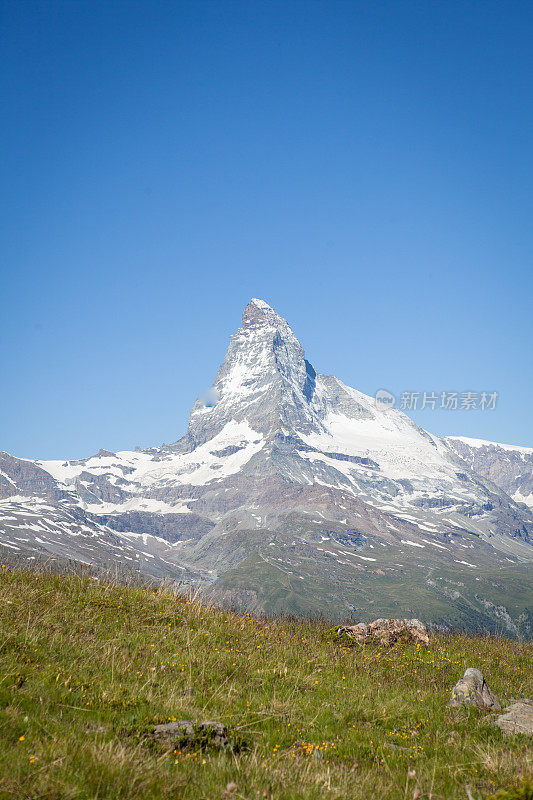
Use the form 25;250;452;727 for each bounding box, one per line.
0;567;531;800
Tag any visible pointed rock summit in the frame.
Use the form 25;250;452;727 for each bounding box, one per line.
241;298;289;329
182;299;321;448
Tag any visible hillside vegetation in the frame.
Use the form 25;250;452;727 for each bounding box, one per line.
0;568;531;800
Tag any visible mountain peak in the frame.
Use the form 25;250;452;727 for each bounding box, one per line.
178;298;319;447
242;298;286;330
250;297;273;310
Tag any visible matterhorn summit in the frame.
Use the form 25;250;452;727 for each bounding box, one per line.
1;299;532;633
181;297;323;449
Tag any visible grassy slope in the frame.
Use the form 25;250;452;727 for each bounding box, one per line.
0;568;531;800
213;553;533;636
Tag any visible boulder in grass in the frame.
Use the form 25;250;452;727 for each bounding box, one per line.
493;700;533;735
449;668;501;710
152;720;195;750
151;720;244;752
197;721;231;749
336;618;430;647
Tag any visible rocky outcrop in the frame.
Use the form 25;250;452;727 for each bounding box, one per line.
337;618;430;647
151;720;241;751
493;700;533;735
449;668;501;710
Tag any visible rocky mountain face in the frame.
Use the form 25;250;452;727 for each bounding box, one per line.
443;437;533;510
1;299;532;635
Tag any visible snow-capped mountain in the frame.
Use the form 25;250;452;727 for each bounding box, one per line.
1;299;532;633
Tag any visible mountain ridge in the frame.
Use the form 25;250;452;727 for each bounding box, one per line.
1;299;532;634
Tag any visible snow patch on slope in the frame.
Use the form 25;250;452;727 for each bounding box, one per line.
37;421;264;511
446;436;533;455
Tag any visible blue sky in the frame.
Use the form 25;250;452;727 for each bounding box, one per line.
1;0;532;459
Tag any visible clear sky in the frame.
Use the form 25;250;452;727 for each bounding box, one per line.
1;0;532;459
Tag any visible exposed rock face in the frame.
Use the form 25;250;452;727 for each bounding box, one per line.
1;299;532;629
449;668;501;710
444;437;533;510
338;618;430;647
97;511;214;543
0;452;61;500
493;700;533;735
